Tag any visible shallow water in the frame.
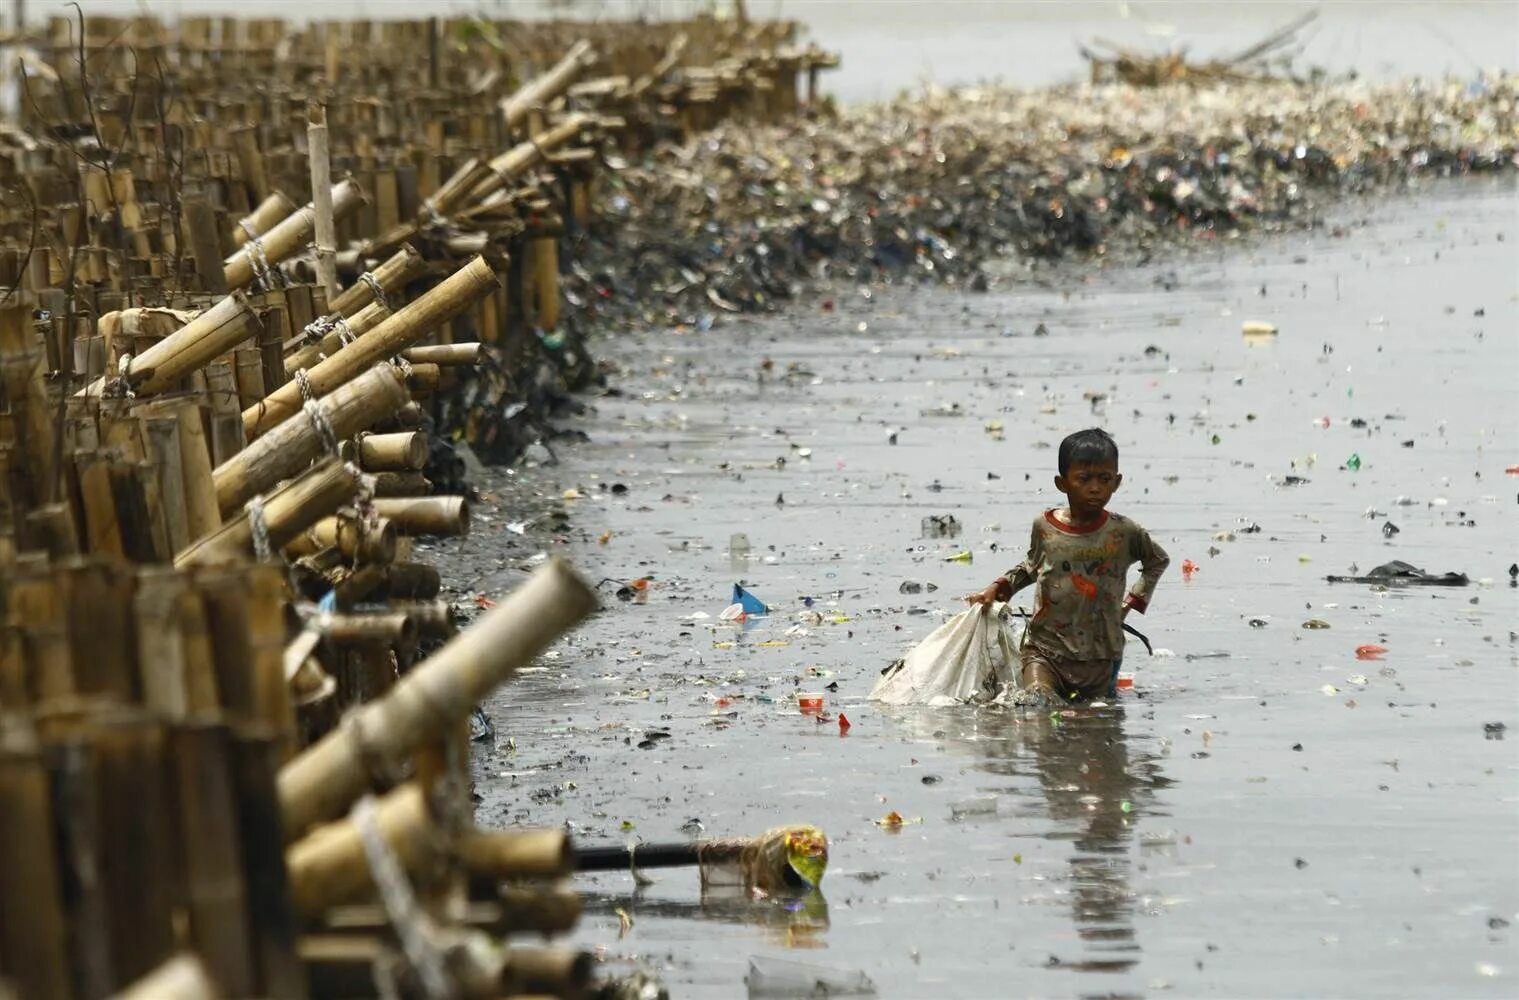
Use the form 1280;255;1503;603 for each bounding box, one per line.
461;176;1519;997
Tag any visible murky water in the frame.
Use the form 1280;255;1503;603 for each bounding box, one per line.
454;175;1519;998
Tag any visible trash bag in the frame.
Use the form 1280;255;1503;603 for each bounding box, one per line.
869;603;1023;706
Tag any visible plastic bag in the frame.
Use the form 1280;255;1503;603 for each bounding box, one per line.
869;603;1022;706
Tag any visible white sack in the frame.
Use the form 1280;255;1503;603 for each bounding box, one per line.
869;603;1023;706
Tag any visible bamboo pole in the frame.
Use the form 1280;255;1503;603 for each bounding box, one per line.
223;178;366;291
370;496;468;536
386;600;455;639
77;292;260;398
327;244;425;317
307;105;338;302
370;471;432;498
278;559;598;840
350;430;427;471
243;256;499;439
283;298;391;376
111;953;223;1000
500;40;598;132
468;115;593;206
218;364;407;514
403;361;441;392
284;513;396;564
178;458;360;568
459;828;574;880
232;191;299;248
285;782;443;917
493;888;583;935
320;611;416;648
400;342;483;367
503;946;593;998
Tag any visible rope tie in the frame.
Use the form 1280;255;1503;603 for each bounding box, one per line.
294;367;315;402
305;398;340;456
350;795;452;1000
358;270;390;311
242;233;284;292
245;495;272;561
334;314;357;346
104;353;136;399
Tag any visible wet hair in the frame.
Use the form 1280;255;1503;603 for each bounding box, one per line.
1058;428;1119;476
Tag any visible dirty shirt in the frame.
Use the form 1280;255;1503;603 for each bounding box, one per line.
1004;510;1169;662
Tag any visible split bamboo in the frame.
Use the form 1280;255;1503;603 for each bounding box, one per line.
278;558;598;839
217;364;408;514
243;255;499;439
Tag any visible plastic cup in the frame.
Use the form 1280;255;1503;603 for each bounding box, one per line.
797;693;824;715
1116;673;1134;690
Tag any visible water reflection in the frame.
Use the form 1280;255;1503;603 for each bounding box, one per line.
887;702;1171;977
998;706;1169;975
581;885;831;950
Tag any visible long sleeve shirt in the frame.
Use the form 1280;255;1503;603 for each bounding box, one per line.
1003;509;1170;662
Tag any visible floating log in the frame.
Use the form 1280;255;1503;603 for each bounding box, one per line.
243;255;499;439
217;364;408;514
369;496;469;536
278;558;598;839
178;459;360;568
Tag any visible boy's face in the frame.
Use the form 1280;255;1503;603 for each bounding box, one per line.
1054;460;1122;519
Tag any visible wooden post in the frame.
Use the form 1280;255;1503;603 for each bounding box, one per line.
307;104;339;303
278;559;598;839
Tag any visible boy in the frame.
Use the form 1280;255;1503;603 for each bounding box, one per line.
966;428;1169;702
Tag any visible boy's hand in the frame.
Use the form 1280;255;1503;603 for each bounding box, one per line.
964;583;1002;613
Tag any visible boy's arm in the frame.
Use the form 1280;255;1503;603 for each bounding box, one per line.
969;523;1041;605
1123;523;1169;614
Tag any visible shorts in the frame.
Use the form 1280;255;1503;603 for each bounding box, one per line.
1020;647;1120;702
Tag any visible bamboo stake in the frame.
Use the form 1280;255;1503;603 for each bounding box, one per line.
400;342;483;367
492;888;583;935
502;946;593;998
77;292;260;398
500;40;598;132
307;104;338;302
351;430;427;471
232;191;299;248
223;178;366;291
284;513;396;565
0;726;72;1000
283;298;391;376
459;828;573;880
328;244;425;317
285;782;443;917
403;361;441;393
111;953;223;1000
467;115;593;207
217;364;407;514
386;600;455;639
320;611;416;648
278;559;598;839
370;496;469;536
178;458;360;568
145;415;191;553
243;256;498;439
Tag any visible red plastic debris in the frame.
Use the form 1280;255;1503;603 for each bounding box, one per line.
838;712;852;735
1181;559;1199;581
1506;465;1519;475
1355;644;1388;660
474;594;496;609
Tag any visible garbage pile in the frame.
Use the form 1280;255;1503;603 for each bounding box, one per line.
569;72;1516;326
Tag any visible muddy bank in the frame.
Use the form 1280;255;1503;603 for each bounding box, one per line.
454;175;1518;998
